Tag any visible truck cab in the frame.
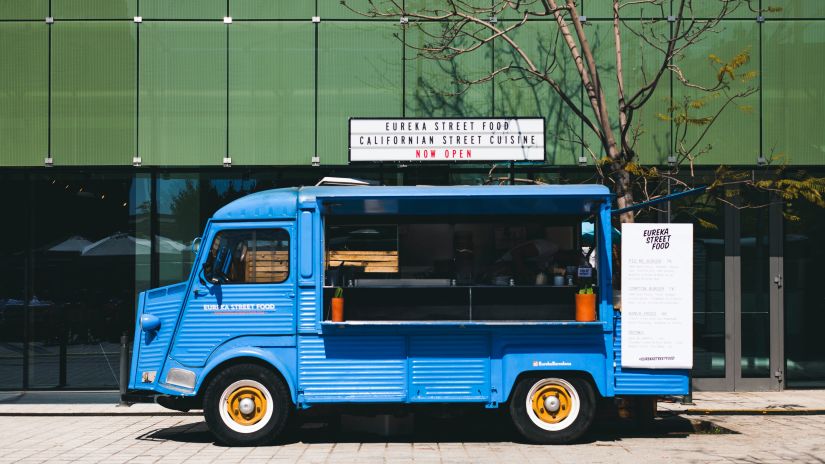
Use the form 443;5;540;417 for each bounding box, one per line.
128;185;688;445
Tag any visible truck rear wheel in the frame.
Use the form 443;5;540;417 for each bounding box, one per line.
203;364;290;446
509;375;596;444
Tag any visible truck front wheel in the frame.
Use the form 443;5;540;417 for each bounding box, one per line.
203;364;290;446
509;375;596;444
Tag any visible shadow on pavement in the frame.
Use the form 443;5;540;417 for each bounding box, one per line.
138;410;736;447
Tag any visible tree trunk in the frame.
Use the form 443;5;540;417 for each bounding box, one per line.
613;166;635;224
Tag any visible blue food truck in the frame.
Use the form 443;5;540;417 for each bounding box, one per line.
127;184;688;445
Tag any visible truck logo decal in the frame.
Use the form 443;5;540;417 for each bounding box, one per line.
532;361;572;367
203;303;275;312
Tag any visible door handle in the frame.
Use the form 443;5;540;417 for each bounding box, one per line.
288;293;296;299
773;274;782;288
193;288;209;297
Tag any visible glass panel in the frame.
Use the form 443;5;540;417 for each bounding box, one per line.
739;188;771;378
319;0;401;20
0;174;27;389
587;20;672;165
784;174;825;387
0;0;48;19
140;0;226;19
769;1;825;19
672;191;726;378
498;0;556;20
157;174;259;285
231;0;314;19
0;23;48;167
670;20;759;165
133;174;152;297
52;21;136;165
157;174;201;286
52;0;136;19
230;22;314;165
495;20;581;166
684;0;760;19
763;21;825;165
139;22;226;165
30;173;137;388
585;0;671;18
318;22;403;165
683;0;757;19
406;21;492;118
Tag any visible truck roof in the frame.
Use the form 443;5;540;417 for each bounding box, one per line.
213;184;611;221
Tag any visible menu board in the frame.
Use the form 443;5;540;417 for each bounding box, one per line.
621;223;693;369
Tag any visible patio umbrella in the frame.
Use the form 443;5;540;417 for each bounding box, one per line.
81;233;188;256
82;233;150;256
48;235;93;253
157;236;188;254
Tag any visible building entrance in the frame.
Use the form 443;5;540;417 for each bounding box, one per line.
686;189;784;391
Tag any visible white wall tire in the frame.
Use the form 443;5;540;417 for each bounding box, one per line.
510;375;596;444
524;378;581;432
218;379;274;434
203;364;290;446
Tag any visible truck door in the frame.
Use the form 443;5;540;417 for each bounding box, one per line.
170;222;297;368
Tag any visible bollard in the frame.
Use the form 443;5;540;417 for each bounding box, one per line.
118;333;131;407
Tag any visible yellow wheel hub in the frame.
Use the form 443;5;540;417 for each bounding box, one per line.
531;383;572;424
226;386;267;426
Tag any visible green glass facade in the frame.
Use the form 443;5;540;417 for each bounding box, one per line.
1;2;825;392
2;1;824;167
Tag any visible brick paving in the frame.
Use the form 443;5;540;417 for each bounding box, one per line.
0;411;823;463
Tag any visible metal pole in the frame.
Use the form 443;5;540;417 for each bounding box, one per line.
118;333;131;406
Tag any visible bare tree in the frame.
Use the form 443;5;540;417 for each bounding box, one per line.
343;0;824;222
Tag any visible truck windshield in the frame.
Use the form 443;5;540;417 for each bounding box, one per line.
204;229;290;284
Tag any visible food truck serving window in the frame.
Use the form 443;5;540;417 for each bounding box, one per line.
323;215;595;322
205;229;290;284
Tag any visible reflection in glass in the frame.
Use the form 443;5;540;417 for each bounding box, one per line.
29;174;137;388
673;193;726;378
157;175;200;286
158;174;264;286
784;188;825;387
0;175;27;389
740;190;771;378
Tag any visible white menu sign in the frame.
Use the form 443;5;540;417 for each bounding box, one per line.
349;118;545;162
621;223;693;369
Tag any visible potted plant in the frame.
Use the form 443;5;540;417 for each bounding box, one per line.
331;287;345;322
575;285;597;322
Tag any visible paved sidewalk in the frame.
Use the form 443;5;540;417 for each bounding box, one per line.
658;389;825;414
2;390;825;416
0;412;823;463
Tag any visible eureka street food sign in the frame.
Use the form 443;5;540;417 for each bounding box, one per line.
349;118;545;162
621;223;694;369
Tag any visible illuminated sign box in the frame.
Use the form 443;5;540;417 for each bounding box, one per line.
349;117;545;162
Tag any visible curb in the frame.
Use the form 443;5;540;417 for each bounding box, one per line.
681;409;825;416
